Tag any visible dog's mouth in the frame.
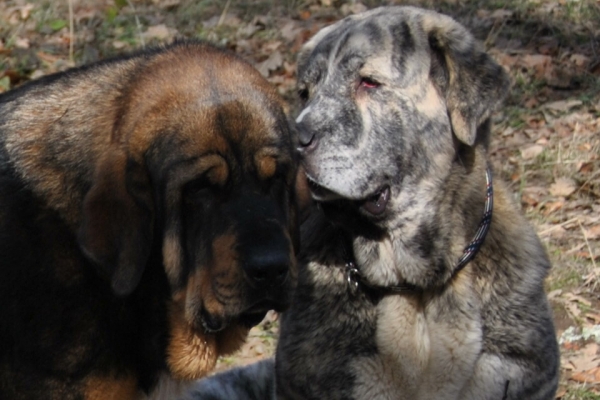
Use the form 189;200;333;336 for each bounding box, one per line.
360;185;390;216
199;300;280;334
306;174;391;217
306;175;343;202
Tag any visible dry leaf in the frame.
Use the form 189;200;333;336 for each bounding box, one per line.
566;342;600;373
587;313;600;324
521;54;552;78
299;10;311;20
256;50;283;77
202;14;241;29
490;9;514;20
521;144;545;160
14;37;29;49
577;162;594;174
542;224;567;239
565;293;592;307
155;0;180;9
524;97;539;109
549;178;577;197
341;2;368;16
547;289;563;300
494;52;518;69
564;341;583;351
585;225;600;240
36;51;60;63
543;100;583;113
571;366;600;383
112;40;127;49
237;21;263;38
542;201;565;216
577;251;600;261
566;301;582;318
570;54;590;67
143;24;175;40
521;186;548;207
279;20;302;42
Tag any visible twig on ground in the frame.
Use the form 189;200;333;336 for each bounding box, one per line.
539;217;580;237
578;219;598;270
68;0;74;64
126;0;145;49
217;0;232;27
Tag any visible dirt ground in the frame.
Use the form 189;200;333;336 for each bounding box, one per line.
1;0;599;398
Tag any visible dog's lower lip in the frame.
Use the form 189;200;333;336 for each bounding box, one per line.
200;308;226;334
305;174;343;201
360;186;390;216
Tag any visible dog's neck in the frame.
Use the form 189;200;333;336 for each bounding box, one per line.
346;158;494;293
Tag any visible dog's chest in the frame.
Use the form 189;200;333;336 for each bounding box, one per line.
352;293;484;400
143;373;192;400
276;262;380;400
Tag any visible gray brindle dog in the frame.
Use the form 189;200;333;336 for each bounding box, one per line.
186;6;559;400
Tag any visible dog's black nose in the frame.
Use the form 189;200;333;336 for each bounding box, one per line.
296;120;318;151
243;251;289;288
297;130;316;148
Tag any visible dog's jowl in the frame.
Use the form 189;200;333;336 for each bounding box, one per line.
274;6;558;400
0;41;299;399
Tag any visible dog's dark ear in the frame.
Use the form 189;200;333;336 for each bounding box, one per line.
424;13;510;146
288;165;314;255
294;165;313;224
78;149;154;296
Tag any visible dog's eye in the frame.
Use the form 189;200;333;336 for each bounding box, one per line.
359;76;380;89
183;177;213;202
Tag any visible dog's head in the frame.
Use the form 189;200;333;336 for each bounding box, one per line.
295;7;509;282
77;43;299;379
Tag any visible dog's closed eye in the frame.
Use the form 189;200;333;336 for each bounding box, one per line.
358;76;380;90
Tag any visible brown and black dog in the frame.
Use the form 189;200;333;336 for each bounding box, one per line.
0;41;299;399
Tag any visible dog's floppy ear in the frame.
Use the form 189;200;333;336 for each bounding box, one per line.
423;12;510;146
78;149;154;296
294;165;313;224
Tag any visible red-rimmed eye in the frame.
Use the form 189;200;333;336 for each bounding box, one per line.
359;76;380;89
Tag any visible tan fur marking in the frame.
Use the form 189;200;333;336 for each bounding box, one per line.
167;258;250;381
206;161;229;187
84;375;139;400
416;83;446;118
257;155;277;180
167;296;219;381
166;232;249;380
209;233;241;292
184;233;241;320
163;233;183;285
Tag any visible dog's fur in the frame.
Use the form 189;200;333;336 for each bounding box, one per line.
187;6;559;400
0;41;300;399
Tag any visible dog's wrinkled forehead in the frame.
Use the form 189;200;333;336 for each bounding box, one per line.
297;7;433;86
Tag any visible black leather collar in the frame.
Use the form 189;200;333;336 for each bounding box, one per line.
343;166;494;296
